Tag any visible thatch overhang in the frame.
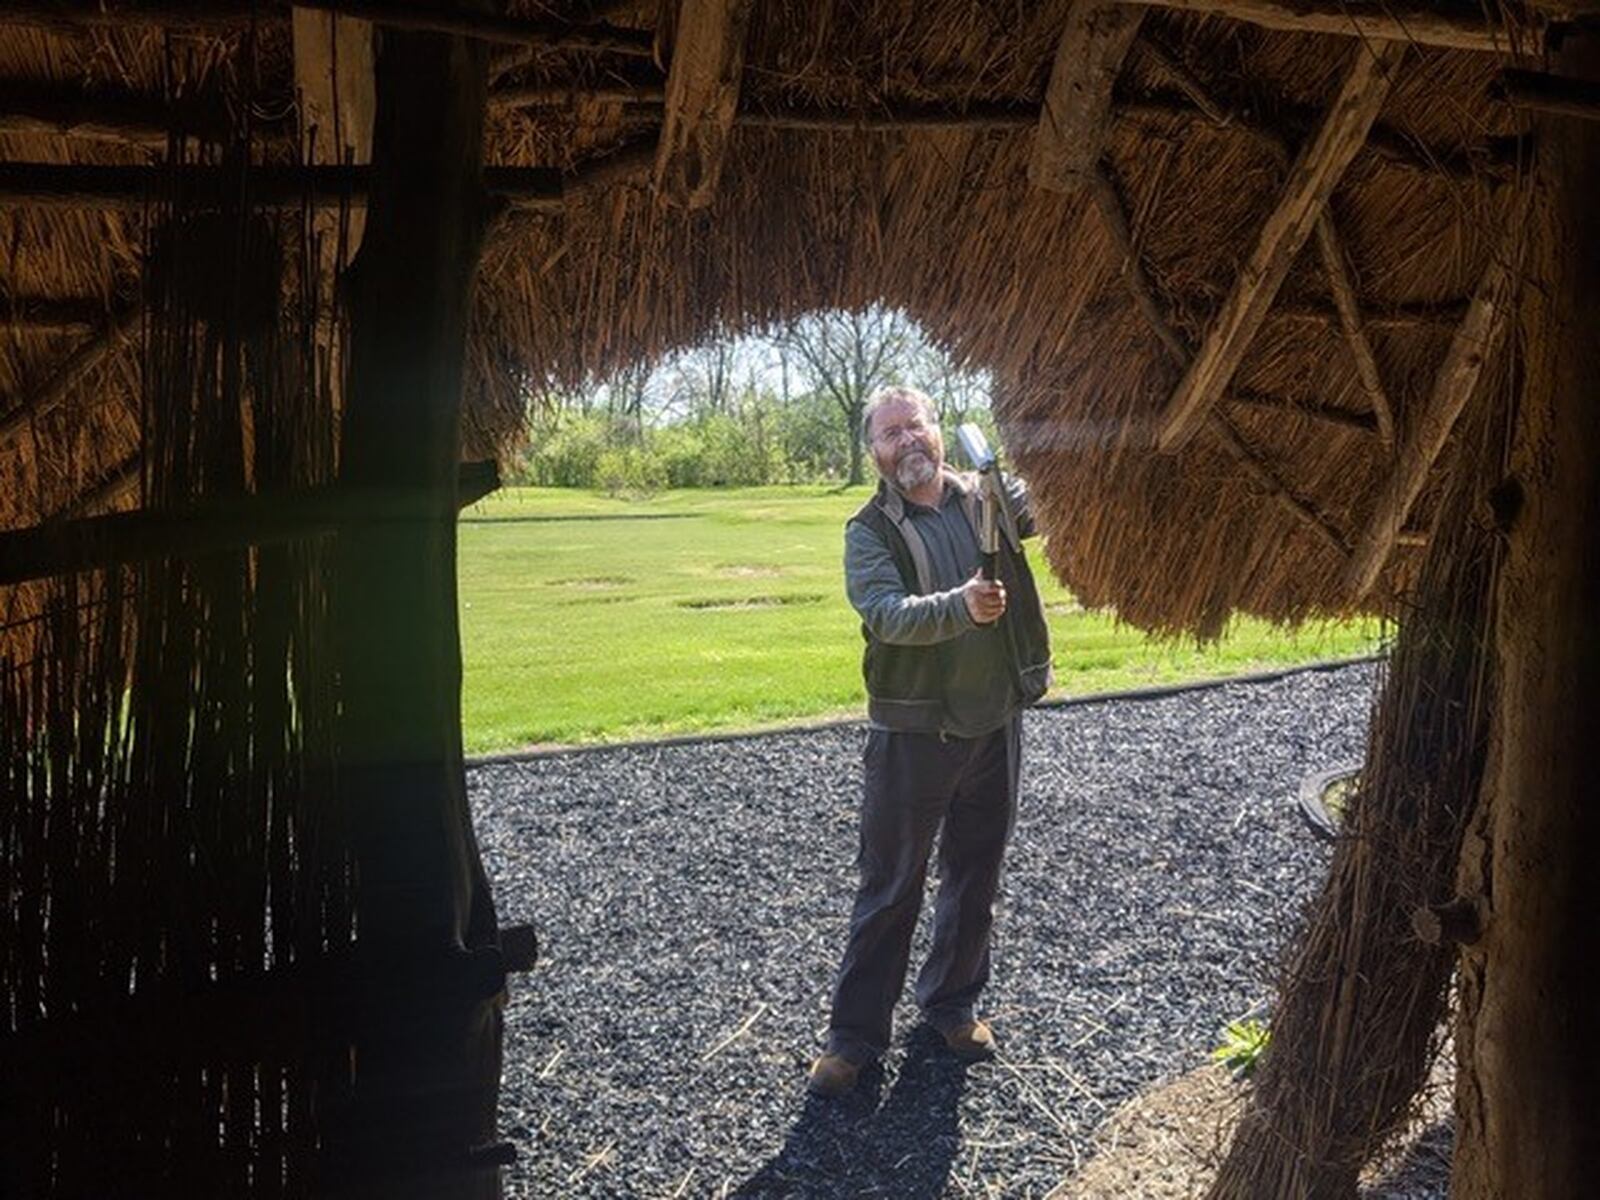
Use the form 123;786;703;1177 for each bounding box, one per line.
0;0;1553;640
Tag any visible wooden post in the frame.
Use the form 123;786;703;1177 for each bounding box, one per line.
327;17;503;1198
653;0;753;208
1029;0;1144;193
1460;27;1600;1199
1340;241;1518;599
1157;40;1407;452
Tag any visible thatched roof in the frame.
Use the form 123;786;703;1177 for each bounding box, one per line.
0;1;1540;635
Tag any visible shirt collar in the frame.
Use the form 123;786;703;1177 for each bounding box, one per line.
876;466;973;519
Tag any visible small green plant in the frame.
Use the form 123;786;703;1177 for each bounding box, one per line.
1212;1017;1271;1079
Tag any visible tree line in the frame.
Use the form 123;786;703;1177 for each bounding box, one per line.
510;307;993;493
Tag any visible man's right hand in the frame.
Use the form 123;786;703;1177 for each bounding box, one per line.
961;569;1007;625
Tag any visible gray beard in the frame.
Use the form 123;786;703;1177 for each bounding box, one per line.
894;452;937;492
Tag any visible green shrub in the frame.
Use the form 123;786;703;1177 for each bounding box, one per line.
595;445;666;498
517;414;611;487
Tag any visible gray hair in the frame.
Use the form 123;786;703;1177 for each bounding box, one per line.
860;385;939;448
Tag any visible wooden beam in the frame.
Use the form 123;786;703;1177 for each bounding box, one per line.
0;460;498;578
0;83;175;144
0;295;118;333
1494;69;1600;123
653;0;753;208
1086;162;1190;367
1124;43;1399;451
1269;300;1467;332
0;162;563;210
1207;413;1352;556
0;485;345;585
1080;132;1371;560
1117;0;1525;54
0;305;140;443
1341;241;1519;598
737;104;1035;132
491;82;666;108
564;137;657;194
1030;0;1145;192
1117;94;1518;189
1225;388;1379;434
60;456;140;519
1157;40;1407;453
0;1;657;55
1314;214;1396;450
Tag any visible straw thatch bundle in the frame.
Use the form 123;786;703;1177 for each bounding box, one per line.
2;2;1535;637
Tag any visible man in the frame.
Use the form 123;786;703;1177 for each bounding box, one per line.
809;385;1053;1097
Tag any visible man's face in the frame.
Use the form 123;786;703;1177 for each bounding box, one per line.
869;398;944;492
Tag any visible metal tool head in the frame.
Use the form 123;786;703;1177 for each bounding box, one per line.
955;422;996;472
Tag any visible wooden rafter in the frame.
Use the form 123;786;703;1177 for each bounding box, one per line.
1494;69;1600;122
1129;40;1399;451
0;461;502;587
0;295;118;332
492;82;667;108
1314;211;1396;451
1207;413;1352;556
0;83;173;144
0;162;563;210
1030;0;1145;192
1269;300;1466;332
0;1;658;55
1085;159;1364;556
0;305;140;444
1341;242;1520;598
653;0;753;208
1118;0;1527;53
1117;95;1519;189
59;456;140;519
1086;163;1189;367
1225;389;1378;434
1156;40;1408;453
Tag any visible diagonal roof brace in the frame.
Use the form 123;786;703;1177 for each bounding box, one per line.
1156;39;1409;454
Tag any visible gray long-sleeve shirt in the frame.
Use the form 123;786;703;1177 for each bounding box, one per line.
845;473;1037;737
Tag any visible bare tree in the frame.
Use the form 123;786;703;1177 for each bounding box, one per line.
658;340;736;422
918;342;992;427
776;306;916;484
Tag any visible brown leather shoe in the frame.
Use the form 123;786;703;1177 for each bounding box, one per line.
806;1052;861;1097
942;1020;997;1061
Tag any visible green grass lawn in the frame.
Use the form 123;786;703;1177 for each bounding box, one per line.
458;486;1387;753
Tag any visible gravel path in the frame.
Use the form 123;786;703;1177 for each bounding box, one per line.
469;661;1382;1198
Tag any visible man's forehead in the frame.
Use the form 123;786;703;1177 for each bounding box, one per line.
878;399;929;424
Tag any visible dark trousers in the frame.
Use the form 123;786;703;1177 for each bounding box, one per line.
825;717;1021;1064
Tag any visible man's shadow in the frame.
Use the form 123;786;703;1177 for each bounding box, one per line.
734;1025;971;1198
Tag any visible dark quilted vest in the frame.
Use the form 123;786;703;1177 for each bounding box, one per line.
849;480;1052;732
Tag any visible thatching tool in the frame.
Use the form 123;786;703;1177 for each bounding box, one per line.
955;422;1004;581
